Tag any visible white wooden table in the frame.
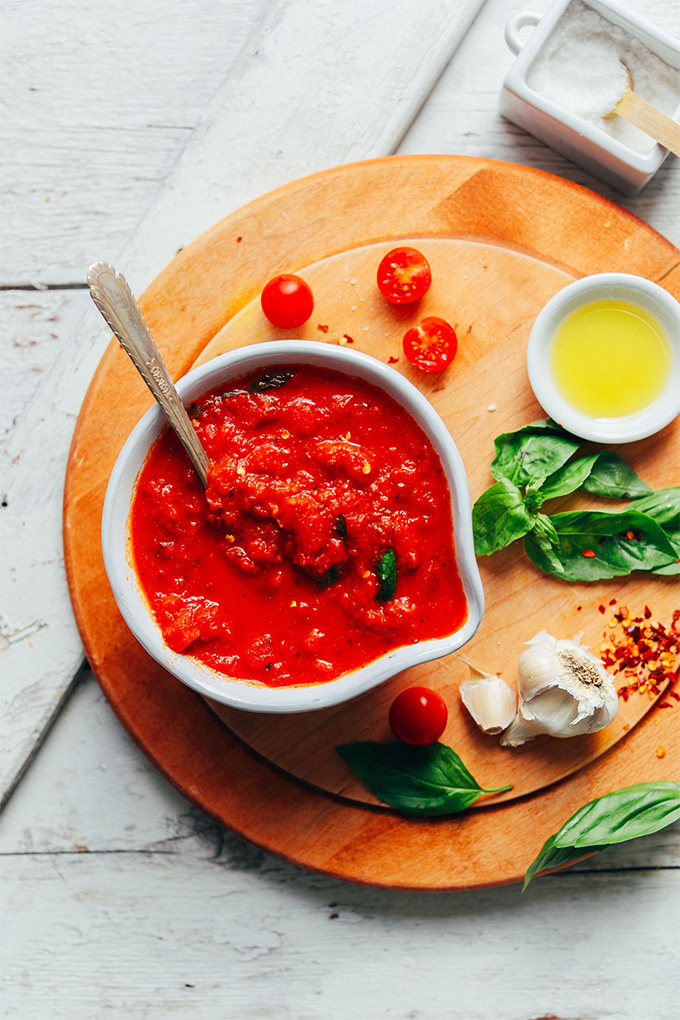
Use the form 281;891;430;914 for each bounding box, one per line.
2;1;678;1016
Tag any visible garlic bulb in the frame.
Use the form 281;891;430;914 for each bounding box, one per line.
459;661;517;735
501;630;618;747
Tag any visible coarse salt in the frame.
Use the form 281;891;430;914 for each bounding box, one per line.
527;0;680;154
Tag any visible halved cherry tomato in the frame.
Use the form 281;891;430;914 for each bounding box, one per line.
261;274;314;328
388;686;448;746
377;247;432;304
402;316;457;373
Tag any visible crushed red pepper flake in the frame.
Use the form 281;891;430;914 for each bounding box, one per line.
598;605;680;710
582;548;596;558
388;356;399;364
317;324;329;333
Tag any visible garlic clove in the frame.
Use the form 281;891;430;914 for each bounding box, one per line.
501;630;618;747
459;660;517;735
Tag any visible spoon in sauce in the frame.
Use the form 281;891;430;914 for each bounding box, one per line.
87;261;210;487
606;62;680;157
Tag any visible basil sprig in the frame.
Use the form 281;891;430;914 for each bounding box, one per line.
473;419;679;580
336;741;511;816
524;781;680;889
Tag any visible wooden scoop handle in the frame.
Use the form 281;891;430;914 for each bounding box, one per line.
617;91;680;157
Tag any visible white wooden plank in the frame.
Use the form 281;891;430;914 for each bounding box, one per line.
0;291;87;442
0;0;484;805
0;0;272;283
1;850;678;1019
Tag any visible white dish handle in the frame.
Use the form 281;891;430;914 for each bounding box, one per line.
505;11;540;54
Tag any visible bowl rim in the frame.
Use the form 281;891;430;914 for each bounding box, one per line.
526;272;680;444
101;340;484;713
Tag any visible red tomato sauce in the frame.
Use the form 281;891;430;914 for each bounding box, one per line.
129;364;468;687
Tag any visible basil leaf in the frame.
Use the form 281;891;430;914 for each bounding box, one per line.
524;508;678;581
375;547;397;602
336;741;512;816
249;370;294;393
523;836;609;890
491;419;580;487
535;453;599;501
473;478;534;555
583;451;652;499
524;782;680;888
628;487;680;573
530;513;564;574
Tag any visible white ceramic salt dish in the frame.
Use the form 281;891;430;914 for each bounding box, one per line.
102;341;484;714
500;0;680;194
527;273;680;443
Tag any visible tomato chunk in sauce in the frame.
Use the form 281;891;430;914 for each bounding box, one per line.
129;364;468;687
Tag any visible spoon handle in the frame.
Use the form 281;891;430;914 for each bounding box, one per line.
617;91;680;157
87;261;210;487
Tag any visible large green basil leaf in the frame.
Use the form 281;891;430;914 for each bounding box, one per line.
628;487;680;573
490;419;580;487
535;451;651;502
336;741;511;816
524;782;680;888
524;508;678;581
472;478;535;555
582;451;652;498
535;453;600;501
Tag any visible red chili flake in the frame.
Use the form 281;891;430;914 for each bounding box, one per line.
624;529;635;540
342;334;354;344
598;605;606;614
317;324;329;333
601;606;679;714
388;356;399;364
576;605;582;611
582;549;596;558
609;598;617;606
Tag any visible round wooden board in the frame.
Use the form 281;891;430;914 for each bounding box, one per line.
64;156;680;889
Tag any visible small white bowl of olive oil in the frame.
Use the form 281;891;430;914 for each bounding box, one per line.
527;273;680;443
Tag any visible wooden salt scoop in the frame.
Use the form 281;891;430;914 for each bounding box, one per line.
607;63;680;157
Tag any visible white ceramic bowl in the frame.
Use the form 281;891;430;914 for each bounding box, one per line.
500;0;680;195
527;273;680;443
102;341;484;713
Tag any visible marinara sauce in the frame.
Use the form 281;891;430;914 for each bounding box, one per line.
129;364;467;687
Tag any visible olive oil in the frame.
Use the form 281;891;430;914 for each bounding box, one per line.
550;299;672;417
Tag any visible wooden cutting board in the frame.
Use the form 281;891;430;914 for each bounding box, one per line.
64;156;679;889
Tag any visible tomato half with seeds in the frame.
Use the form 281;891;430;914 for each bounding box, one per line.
403;316;458;373
261;274;314;328
377;247;432;305
388;686;448;746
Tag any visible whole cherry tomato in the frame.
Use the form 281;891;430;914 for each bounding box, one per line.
388;686;448;746
377;247;432;304
402;316;458;373
261;274;314;328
